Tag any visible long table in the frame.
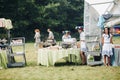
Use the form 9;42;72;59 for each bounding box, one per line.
0;50;7;69
37;48;81;66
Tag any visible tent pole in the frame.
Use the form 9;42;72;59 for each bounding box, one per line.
7;29;10;45
90;1;114;5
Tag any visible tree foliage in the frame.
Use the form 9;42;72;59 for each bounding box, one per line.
0;0;84;41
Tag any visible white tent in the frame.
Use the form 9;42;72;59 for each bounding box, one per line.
84;0;120;65
84;0;120;35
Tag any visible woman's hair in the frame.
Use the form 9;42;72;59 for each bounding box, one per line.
104;27;110;38
78;28;83;31
62;30;70;34
35;29;40;32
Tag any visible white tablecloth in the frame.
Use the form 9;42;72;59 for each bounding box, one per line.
37;48;80;66
0;50;7;69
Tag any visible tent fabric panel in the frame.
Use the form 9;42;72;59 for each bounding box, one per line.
84;2;100;35
105;17;120;27
110;0;120;14
85;0;115;15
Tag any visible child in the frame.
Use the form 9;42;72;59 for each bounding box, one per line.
102;27;113;66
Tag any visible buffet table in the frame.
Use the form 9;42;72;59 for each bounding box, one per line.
0;50;7;69
37;48;81;66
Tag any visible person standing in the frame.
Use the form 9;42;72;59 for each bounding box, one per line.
102;27;113;66
47;28;54;40
78;27;87;65
47;28;56;45
34;29;41;49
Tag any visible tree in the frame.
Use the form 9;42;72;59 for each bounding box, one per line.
0;0;84;41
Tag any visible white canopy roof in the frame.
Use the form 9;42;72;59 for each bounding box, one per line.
85;0;114;4
84;0;120;29
0;18;13;29
85;0;115;15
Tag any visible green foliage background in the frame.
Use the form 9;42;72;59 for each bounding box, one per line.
0;0;84;42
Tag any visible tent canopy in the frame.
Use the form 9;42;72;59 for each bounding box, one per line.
85;0;118;15
0;18;13;29
86;0;114;15
84;0;120;33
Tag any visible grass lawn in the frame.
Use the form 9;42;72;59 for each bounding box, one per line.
0;42;120;80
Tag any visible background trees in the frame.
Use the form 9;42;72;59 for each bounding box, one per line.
0;0;84;42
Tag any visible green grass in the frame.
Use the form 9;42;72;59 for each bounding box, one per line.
0;43;120;80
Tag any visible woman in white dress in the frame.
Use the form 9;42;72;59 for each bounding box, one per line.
34;29;41;48
78;27;87;65
102;27;113;66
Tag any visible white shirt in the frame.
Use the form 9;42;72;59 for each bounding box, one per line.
48;31;54;39
80;32;85;41
62;35;71;41
34;32;41;43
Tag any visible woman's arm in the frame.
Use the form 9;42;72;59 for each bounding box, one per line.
101;36;104;46
110;35;113;44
